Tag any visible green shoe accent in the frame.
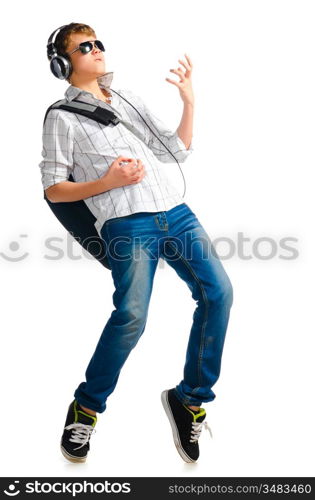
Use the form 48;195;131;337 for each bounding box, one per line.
184;405;206;422
74;400;97;427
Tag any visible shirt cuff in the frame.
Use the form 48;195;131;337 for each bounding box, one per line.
176;132;194;152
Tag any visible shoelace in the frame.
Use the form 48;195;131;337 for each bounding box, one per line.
190;420;213;443
65;423;97;450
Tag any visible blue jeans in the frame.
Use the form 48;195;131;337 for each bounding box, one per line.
74;203;233;413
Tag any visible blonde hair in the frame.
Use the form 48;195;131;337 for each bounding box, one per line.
54;22;97;83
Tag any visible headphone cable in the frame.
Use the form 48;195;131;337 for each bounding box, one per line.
110;88;187;198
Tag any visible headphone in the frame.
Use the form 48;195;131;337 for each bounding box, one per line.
47;24;73;80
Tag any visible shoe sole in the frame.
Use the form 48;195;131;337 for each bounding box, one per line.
161;390;196;463
60;444;87;463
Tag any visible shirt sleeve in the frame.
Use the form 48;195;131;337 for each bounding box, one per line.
38;109;74;190
120;89;194;163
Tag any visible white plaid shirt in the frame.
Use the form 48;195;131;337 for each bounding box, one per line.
38;72;194;237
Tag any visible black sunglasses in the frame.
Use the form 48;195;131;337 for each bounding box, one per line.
68;40;105;56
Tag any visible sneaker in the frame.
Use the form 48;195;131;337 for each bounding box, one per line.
161;388;213;463
60;399;97;463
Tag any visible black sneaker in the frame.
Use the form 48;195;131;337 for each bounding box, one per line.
161;388;212;463
60;399;97;463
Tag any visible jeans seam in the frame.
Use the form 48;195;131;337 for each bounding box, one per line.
166;240;209;392
103;223;123;283
174;388;191;406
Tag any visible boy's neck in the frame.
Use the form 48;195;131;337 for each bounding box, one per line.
70;78;111;102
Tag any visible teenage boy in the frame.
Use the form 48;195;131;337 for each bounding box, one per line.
39;23;233;464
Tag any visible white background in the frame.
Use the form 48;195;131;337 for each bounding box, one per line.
1;0;314;478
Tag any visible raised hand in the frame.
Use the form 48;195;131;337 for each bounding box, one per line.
166;53;194;106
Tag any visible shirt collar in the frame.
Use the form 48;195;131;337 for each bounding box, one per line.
64;71;114;102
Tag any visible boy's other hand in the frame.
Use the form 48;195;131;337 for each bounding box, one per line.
100;156;146;190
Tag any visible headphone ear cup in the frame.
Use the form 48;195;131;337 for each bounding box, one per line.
50;54;72;80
